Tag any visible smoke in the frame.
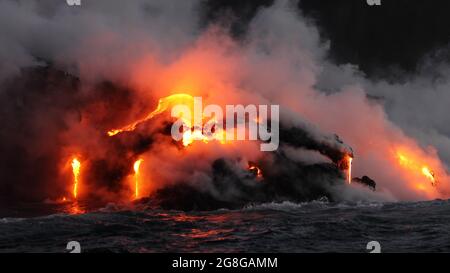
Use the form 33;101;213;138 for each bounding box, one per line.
0;0;449;206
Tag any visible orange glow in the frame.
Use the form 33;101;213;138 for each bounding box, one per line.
421;167;436;186
108;93;227;147
71;158;81;199
67;202;85;214
248;163;263;178
182;128;200;147
133;159;143;199
180;228;234;239
347;156;353;184
181;120;227;147
108;94;195;136
396;150;437;187
249;166;263;178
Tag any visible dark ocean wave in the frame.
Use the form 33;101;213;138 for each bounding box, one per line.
0;199;450;253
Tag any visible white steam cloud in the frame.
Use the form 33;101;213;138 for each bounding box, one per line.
1;0;449;202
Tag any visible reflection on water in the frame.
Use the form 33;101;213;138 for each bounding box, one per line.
65;202;86;215
179;228;235;239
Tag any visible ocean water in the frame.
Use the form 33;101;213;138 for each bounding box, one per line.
0;199;449;253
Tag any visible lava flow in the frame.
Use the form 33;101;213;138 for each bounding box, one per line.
108;93;226;147
71;158;81;199
337;154;354;184
396;150;437;187
422;167;436;186
248;162;263;178
133;159;143;199
108;94;195;136
347;156;353;184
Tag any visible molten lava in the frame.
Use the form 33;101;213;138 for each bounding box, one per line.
71;158;81;199
347;156;353;184
133;159;143;199
108;94;195;136
338;155;353;184
248;162;263;178
108;93;226;147
421;167;436;186
396;150;437;187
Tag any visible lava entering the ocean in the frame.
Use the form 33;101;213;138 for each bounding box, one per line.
347;156;353;184
133;159;143;199
396;150;437;187
71;158;81;199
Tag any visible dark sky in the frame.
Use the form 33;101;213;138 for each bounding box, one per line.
203;0;450;78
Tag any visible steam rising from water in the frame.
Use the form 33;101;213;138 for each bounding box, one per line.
0;0;449;204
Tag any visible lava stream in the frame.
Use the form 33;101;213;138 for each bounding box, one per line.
71;158;81;199
133;159;143;199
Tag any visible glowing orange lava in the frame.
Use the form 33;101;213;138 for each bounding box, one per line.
248;163;263;178
108;93;226;147
347;156;353;184
133;159;143;199
108;94;195;136
421;166;436;186
396;150;437;187
71;158;81;199
68;203;85;215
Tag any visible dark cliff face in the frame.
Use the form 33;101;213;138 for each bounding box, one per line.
150;159;342;211
0;65;354;208
0;65;136;203
0;66;81;202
